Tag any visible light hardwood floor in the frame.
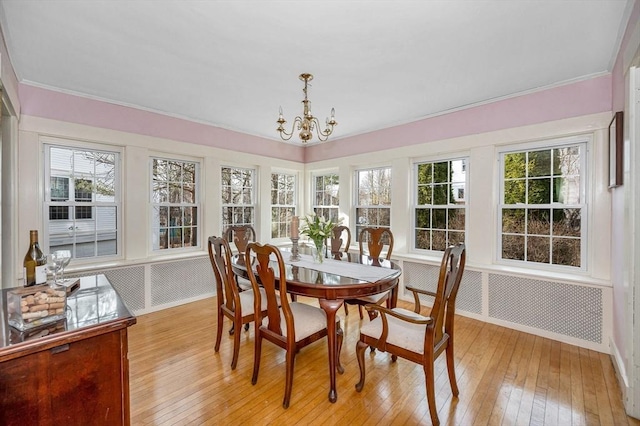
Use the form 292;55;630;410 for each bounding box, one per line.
128;297;640;425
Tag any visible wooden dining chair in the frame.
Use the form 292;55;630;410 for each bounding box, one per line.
245;242;344;408
208;236;268;370
354;243;466;426
328;225;351;260
345;227;394;319
224;225;256;291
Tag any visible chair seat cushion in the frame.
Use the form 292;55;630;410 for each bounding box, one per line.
262;302;339;342
359;307;428;354
236;276;253;291
353;291;389;304
239;287;270;315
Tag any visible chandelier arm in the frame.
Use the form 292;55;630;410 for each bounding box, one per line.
278;117;303;141
311;117;330;142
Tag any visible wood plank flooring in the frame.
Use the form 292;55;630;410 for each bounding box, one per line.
127;297;640;425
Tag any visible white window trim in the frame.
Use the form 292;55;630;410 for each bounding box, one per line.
496;135;589;272
43;140;123;263
149;156;202;253
411;156;469;255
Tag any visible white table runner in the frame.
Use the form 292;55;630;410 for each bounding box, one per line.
282;253;397;283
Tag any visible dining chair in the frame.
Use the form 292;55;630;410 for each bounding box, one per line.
224;225;257;291
208;236;268;370
245;242;344;408
354;243;466;426
328;225;351;260
345;227;394;319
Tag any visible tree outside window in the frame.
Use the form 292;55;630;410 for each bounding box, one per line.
500;144;583;268
355;167;391;241
151;158;199;250
414;158;466;251
221;167;255;231
271;172;296;238
313;173;339;222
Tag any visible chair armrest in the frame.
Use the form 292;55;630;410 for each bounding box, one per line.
404;285;437;313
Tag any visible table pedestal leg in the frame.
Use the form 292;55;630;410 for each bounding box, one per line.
319;298;343;403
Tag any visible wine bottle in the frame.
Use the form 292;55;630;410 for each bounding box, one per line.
23;230;47;287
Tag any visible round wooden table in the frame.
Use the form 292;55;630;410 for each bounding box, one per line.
231;250;402;403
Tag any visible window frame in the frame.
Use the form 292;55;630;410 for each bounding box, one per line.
270;171;297;239
412;156;468;253
497;136;588;271
221;166;257;234
150;156;201;253
312;172;340;223
43;140;122;262
354;166;392;241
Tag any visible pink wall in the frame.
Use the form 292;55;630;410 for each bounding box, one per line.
307;76;612;162
18;84;304;163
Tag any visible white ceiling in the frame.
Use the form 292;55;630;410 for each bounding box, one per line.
0;0;632;144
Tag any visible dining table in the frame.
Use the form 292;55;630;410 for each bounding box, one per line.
230;246;402;403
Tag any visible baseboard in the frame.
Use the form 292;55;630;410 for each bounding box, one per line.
609;337;631;407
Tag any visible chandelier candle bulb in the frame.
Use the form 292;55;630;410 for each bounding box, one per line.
291;216;299;238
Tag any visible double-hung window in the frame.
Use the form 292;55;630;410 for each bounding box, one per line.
414;158;467;251
151;158;200;251
313;173;339;222
45;144;120;259
355;167;391;240
271;172;296;238
221;166;255;231
499;139;585;268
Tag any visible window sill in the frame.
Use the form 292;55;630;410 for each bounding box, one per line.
64;250;209;275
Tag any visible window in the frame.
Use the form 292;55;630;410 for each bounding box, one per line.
45;144;120;259
151;158;200;251
499;142;584;268
414;159;467;251
313;173;339;222
271;172;296;238
355;167;391;239
221;167;255;231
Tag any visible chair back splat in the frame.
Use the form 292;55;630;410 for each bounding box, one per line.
355;243;466;426
358;227;394;260
328;225;351;260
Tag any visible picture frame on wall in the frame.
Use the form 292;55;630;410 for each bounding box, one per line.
609;111;623;188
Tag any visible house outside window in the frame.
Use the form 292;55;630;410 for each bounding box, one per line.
271;172;296;238
499;140;585;268
313;173;339;222
355;167;391;241
151;158;200;251
414;158;467;251
44;144;120;259
221;166;255;231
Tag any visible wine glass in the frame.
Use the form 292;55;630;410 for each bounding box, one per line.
47;253;62;286
53;250;71;283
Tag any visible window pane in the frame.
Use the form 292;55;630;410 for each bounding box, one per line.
502;208;525;233
552;238;581;267
528;209;551;235
502;234;525;260
527;236;550;263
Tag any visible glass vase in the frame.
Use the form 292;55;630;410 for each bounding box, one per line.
312;238;325;264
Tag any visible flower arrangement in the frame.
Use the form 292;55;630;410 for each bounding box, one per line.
300;213;342;262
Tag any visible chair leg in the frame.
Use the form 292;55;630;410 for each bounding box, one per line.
214;310;223;352
446;341;459;396
344;303;349;316
424;353;440;426
230;319;241;370
282;348;296;408
336;324;345;374
251;331;262;385
358;305;364;320
355;340;368;392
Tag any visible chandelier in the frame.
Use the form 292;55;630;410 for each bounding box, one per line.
277;73;337;143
